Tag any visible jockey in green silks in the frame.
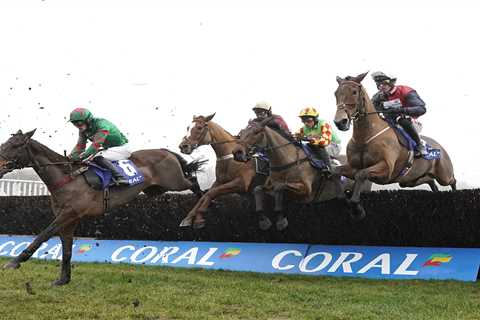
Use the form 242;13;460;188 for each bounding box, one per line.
68;107;130;185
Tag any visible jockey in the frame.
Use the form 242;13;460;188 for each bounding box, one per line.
251;101;292;137
68;107;130;185
294;107;339;173
371;71;428;157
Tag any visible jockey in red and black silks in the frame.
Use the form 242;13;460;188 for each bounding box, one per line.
251;101;293;139
371;71;428;157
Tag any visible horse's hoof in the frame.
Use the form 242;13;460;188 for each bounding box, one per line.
52;278;70;286
276;216;289;231
259;216;272;230
344;189;352;198
179;218;193;227
193;220;206;230
350;204;366;221
3;261;20;269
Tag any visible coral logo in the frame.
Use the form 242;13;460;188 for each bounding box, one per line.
77;244;93;254
220;248;241;259
423;254;452;267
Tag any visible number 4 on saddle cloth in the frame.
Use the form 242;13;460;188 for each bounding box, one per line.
83;159;145;190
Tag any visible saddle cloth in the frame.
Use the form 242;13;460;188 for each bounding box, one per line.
385;119;441;161
83;159;145;190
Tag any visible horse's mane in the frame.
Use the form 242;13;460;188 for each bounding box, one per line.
248;118;295;143
208;120;236;139
30;139;69;163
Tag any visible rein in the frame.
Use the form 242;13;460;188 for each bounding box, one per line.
257;133;308;172
184;123;238;159
0;139;77;191
337;80;392;145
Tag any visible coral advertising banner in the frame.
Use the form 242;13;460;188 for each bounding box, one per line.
1;235;480;281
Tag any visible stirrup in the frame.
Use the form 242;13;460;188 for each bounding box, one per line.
113;176;129;185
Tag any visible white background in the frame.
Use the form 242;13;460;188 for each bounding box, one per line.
1;0;479;188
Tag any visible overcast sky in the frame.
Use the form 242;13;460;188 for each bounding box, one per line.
1;0;479;187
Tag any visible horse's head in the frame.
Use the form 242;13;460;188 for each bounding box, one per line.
334;72;368;131
0;129;37;178
179;113;216;154
232;117;270;162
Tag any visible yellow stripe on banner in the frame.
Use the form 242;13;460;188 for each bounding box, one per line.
431;257;452;263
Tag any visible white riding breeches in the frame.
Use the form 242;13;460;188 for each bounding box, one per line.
93;143;132;161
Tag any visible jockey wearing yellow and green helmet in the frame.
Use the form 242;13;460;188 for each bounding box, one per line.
295;107;341;173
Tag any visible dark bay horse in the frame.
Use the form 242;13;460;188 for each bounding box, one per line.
178;113;266;229
0;129;205;285
334;72;456;218
232;118;346;230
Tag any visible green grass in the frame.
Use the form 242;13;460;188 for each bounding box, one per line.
0;257;479;320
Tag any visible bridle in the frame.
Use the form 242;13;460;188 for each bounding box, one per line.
0;139;72;173
183;122;236;152
336;80;391;144
237;125;306;171
336;80;382;122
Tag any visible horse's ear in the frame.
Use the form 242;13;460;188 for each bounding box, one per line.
24;129;36;139
204;113;216;122
16;129;23;135
336;76;344;84
355;72;369;83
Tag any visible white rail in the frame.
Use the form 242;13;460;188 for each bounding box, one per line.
0;179;50;196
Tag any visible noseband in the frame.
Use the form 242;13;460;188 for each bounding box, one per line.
183;122;236;151
336;81;380;121
0;140;38;171
0;139;72;173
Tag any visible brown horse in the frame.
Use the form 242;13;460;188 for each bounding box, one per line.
178;113;266;229
232;118;347;230
333;72;456;218
0;129;205;285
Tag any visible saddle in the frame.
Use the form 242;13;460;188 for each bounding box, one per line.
82;160;144;190
298;144;327;170
252;151;270;176
385;119;441;161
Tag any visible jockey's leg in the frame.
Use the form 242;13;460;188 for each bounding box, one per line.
310;144;331;173
397;117;427;156
93;156;129;185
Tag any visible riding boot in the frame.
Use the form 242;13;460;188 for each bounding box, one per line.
93;156;129;185
311;145;331;175
397;117;427;157
189;176;203;197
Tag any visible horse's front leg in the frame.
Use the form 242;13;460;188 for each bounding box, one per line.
3;211;77;270
332;164;355;179
179;181;220;228
253;185;272;230
52;222;78;286
348;161;390;220
273;184;288;231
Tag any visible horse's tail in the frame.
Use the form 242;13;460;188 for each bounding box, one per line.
162;149;208;178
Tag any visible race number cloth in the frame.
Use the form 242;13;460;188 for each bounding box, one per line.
89;160;144;189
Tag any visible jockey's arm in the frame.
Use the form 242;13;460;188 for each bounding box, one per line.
402;90;426;117
80;129;110;160
69;133;87;161
294;128;305;140
273;116;291;133
310;123;332;147
372;92;387;111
